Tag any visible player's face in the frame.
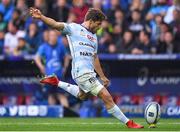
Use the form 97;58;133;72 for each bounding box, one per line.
90;21;102;33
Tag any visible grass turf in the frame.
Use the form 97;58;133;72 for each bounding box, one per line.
0;118;180;131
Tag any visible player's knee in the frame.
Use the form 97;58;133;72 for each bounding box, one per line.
79;95;87;101
78;93;88;101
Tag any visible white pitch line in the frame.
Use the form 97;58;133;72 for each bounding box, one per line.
1;131;178;132
0;122;179;125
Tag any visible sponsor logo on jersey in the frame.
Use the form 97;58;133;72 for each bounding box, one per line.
79;42;95;49
87;34;96;42
80;51;93;56
80;29;86;36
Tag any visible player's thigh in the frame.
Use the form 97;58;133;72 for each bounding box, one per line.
78;76;104;96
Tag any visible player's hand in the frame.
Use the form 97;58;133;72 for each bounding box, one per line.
101;76;110;88
29;7;42;19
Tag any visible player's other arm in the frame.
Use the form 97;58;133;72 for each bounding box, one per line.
29;7;64;31
94;54;110;88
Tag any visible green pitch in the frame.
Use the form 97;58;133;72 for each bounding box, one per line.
0;118;179;131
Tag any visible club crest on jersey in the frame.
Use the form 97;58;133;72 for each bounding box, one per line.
80;29;86;36
87;34;96;42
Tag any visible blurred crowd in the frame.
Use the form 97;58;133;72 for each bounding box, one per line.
0;0;180;56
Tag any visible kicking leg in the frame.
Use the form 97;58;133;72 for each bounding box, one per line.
40;75;88;100
58;80;90;100
98;87;144;128
98;87;129;124
58;81;80;98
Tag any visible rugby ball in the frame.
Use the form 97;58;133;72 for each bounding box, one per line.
145;102;161;125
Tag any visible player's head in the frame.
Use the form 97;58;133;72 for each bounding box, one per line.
84;8;106;33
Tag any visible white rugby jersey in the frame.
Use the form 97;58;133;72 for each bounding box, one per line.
62;23;98;79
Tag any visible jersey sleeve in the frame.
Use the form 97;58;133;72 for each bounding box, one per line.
61;23;73;35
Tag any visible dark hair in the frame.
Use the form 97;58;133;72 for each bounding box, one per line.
142;30;151;38
132;9;141;14
14;8;21;15
10;20;19;29
124;30;133;35
84;8;107;22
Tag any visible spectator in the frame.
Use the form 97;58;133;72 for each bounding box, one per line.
4;21;25;55
11;9;25;30
119;0;130;12
42;29;49;43
0;12;6;31
25;16;48;32
159;22;170;43
34;0;47;15
130;0;144;12
117;30;135;54
146;0;169;21
108;44;117;54
16;0;28;15
107;0;121;23
113;9;125;27
51;0;70;22
150;15;163;41
97;20;113;36
170;9;180;41
0;31;4;54
91;0;103;10
129;9;144;37
25;22;42;54
157;31;179;54
16;0;28;19
97;20;113;53
25;0;48;32
131;30;155;54
71;0;89;23
35;29;70;107
112;24;123;44
0;0;14;22
67;12;77;23
13;37;30;56
164;0;177;24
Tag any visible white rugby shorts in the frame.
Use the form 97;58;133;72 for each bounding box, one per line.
74;73;104;96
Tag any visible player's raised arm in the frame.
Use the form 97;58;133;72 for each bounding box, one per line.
29;7;64;31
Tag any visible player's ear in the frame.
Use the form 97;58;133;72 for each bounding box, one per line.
89;19;93;25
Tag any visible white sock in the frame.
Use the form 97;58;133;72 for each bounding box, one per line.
107;105;129;124
58;81;79;98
